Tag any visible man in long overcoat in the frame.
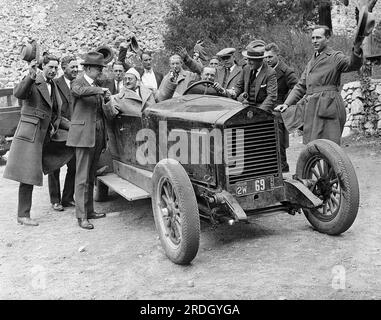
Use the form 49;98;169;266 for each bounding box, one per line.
66;51;111;230
276;25;364;145
264;43;298;172
4;55;72;226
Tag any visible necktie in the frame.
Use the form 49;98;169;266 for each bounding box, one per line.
116;81;120;94
250;69;257;84
221;67;230;88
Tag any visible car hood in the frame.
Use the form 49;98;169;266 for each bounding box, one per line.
144;94;245;125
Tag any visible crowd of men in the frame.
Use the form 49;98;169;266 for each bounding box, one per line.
3;24;365;229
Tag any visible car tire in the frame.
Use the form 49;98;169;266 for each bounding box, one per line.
152;159;200;265
94;179;109;202
296;139;359;235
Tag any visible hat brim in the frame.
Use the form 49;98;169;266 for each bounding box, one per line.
242;50;265;59
354;6;375;42
80;61;107;67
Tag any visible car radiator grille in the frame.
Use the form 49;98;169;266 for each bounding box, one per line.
225;120;279;184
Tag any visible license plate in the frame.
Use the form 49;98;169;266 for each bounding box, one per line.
235;176;274;196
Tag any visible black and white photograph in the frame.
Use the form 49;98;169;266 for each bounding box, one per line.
0;0;380;304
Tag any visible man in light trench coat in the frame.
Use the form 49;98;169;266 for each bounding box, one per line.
275;25;364;145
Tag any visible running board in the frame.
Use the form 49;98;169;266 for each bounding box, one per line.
97;173;151;201
113;160;153;194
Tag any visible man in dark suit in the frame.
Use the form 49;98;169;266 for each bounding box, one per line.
264;43;298;172
4;55;72;226
48;56;78;211
230;40;277;113
118;43;163;91
66;52;111;230
103;61;125;94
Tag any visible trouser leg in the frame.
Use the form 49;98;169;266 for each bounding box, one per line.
279;123;289;168
48;169;61;204
74;148;92;219
18;183;34;218
87;121;105;214
62;155;76;204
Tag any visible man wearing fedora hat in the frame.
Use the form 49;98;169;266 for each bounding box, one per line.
66;51;111;230
275;22;368;145
229;40;277;114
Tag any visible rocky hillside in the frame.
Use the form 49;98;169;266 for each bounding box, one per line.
0;0;170;88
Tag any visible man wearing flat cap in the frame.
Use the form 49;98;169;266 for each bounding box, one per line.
275;24;366;145
179;46;242;92
215;48;242;90
229;40;277;114
66;51;111;229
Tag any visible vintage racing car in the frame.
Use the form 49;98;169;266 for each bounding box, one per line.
95;80;359;265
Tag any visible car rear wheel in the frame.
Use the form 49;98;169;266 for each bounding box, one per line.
296;139;359;235
152;159;200;265
94;179;109;202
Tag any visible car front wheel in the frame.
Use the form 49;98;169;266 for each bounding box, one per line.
152;159;200;265
296;139;359;235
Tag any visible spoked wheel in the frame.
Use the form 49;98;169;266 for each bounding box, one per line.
152;159;200;264
296;139;359;235
157;177;183;247
303;155;341;220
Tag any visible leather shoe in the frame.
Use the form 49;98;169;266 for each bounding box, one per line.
78;218;94;230
62;200;75;207
52;203;64;211
87;212;106;219
17;217;39;226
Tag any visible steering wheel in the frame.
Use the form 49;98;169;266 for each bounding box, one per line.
183;80;219;95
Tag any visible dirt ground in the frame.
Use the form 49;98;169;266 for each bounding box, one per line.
0;134;380;300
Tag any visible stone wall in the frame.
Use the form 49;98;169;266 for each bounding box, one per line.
342;79;381;136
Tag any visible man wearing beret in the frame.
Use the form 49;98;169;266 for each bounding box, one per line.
229;40;277;114
66;51;111;230
275;25;364;145
103;67;178;120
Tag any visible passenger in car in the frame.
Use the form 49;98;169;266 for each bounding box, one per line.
158;54;199;97
103;67;179;119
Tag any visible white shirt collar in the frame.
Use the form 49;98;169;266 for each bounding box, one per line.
64;76;71;88
255;64;263;75
84;73;95;86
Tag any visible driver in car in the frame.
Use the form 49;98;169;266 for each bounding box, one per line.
185;66;231;97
